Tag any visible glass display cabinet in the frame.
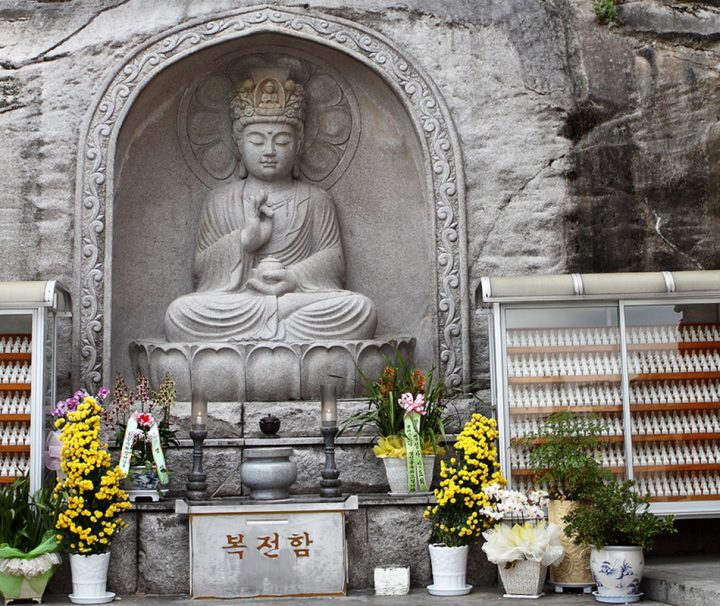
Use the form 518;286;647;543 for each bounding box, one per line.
0;281;71;491
479;270;720;517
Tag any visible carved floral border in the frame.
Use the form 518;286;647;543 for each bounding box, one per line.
75;4;469;391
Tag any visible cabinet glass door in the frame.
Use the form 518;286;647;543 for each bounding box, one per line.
624;303;720;504
0;313;33;485
504;306;623;492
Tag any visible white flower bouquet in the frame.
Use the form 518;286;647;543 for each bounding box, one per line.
482;521;564;567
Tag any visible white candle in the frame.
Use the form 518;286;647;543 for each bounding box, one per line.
191;388;208;430
321;384;337;426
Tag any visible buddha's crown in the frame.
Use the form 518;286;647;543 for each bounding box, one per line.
231;68;306;125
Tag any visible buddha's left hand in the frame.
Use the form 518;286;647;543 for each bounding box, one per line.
246;268;298;296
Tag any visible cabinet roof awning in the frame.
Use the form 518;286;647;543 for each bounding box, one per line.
479;270;720;303
0;281;71;313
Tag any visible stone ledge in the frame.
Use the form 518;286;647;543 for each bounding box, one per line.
137;493;437;511
174;434;460;448
643;555;720;606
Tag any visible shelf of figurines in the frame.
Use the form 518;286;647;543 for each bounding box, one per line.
507;352;720;383
511;410;720;438
0;335;31;355
0;451;29;483
512;473;720;502
0;392;31;415
508;380;720;409
506;324;720;352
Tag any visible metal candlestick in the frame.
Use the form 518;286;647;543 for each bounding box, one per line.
320;425;341;498
186;428;208;501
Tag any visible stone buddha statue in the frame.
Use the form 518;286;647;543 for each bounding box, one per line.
164;70;377;342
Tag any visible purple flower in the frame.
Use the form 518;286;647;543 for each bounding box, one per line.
98;386;110;399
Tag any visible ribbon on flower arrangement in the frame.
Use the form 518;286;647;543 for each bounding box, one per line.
399;392;428;492
119;411;169;484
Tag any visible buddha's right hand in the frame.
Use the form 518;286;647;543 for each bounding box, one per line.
240;191;274;252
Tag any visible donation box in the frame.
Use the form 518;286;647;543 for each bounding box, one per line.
177;496;358;598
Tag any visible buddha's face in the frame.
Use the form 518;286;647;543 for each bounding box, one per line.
239;121;299;182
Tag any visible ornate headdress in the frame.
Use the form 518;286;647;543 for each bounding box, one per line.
230;68;306;127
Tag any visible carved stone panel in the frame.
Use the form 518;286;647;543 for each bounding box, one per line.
77;6;469;391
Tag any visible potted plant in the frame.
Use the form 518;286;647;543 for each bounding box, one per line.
519;411;612;588
423;413;505;595
480;484;564;598
0;477;61;603
54;388;132;604
341;353;450;494
562;478;676;603
105;372;178;499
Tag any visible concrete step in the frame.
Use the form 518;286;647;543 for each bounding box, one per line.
643;555;720;606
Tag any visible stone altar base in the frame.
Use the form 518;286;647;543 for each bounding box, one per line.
131;338;415;401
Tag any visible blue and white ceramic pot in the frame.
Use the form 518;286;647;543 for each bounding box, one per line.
590;545;644;603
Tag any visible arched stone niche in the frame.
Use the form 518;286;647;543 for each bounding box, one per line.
75;6;469;394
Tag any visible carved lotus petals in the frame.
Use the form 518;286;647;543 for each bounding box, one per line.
132;339;414;401
246;345;301;401
301;345;356;399
193;346;245;402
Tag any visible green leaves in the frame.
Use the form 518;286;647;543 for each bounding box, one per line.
519;411;612;501
562;479;676;550
0;477;60;554
593;0;620;25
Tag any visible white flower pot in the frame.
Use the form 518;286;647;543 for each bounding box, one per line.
427;543;471;596
498;560;548;597
69;552;113;604
382;456;434;494
590;545;644;603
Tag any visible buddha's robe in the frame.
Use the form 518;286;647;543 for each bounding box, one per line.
164;180;377;341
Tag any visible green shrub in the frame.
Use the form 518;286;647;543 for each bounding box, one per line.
563;479;676;550
593;0;619;25
519;411;612;502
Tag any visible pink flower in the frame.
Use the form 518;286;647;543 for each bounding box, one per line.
98;386;110;399
399;392;426;415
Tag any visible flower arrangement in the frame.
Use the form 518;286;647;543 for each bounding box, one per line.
423;413;505;547
54;390;131;554
104;372;178;480
341;353;449;456
479;484;564;568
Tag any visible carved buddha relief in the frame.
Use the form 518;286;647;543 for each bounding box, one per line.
167;52;377;343
118;40;432;400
